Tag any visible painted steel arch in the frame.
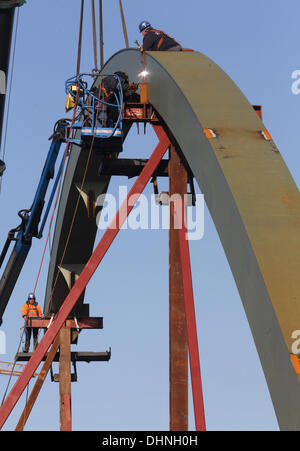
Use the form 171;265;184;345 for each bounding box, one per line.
45;49;300;430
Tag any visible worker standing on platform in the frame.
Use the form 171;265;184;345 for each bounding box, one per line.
138;21;182;52
21;293;42;353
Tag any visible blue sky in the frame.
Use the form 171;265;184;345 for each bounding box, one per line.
0;0;299;431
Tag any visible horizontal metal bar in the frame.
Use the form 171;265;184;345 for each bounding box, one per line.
15;351;111;363
26;317;103;329
100;158;169;178
100;158;194;180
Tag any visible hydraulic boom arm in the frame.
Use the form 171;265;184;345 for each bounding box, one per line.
0;123;66;325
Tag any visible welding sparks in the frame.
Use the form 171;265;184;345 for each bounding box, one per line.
138;70;149;78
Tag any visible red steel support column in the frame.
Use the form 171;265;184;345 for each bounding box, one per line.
63;395;72;431
59;326;71;431
174;198;206;431
169;144;188;430
0;125;170;429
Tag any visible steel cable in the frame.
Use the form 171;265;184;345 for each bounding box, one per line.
76;0;85;76
91;0;98;71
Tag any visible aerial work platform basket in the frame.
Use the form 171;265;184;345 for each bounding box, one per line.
65;72;123;152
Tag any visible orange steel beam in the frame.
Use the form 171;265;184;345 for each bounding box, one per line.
26;317;103;329
59;327;71;431
63;394;72;431
0;125;170;429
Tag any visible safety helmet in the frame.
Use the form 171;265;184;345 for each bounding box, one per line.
139;21;151;33
28;292;36;301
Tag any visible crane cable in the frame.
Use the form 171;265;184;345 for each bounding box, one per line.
99;0;104;69
91;0;98;71
118;0;129;49
79;0;99;73
76;0;84;76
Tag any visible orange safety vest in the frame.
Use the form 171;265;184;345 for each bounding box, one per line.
21;302;42;318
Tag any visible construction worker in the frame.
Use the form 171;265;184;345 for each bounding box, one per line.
95;72;139;127
0;159;5;176
92;74;118;128
138;21;182;52
21;292;42;353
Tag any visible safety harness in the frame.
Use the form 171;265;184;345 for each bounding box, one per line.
151;29;181;50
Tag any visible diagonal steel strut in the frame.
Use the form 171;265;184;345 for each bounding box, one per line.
0;125;170;429
15;336;60;431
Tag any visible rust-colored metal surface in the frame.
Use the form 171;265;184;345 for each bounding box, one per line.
169;143;188;430
59;326;71;431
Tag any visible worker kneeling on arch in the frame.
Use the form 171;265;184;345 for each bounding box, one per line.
139;21;182;52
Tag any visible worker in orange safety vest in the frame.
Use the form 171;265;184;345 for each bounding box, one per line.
21;292;42;352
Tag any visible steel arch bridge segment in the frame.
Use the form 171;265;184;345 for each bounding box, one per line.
44;48;300;430
100;49;300;430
